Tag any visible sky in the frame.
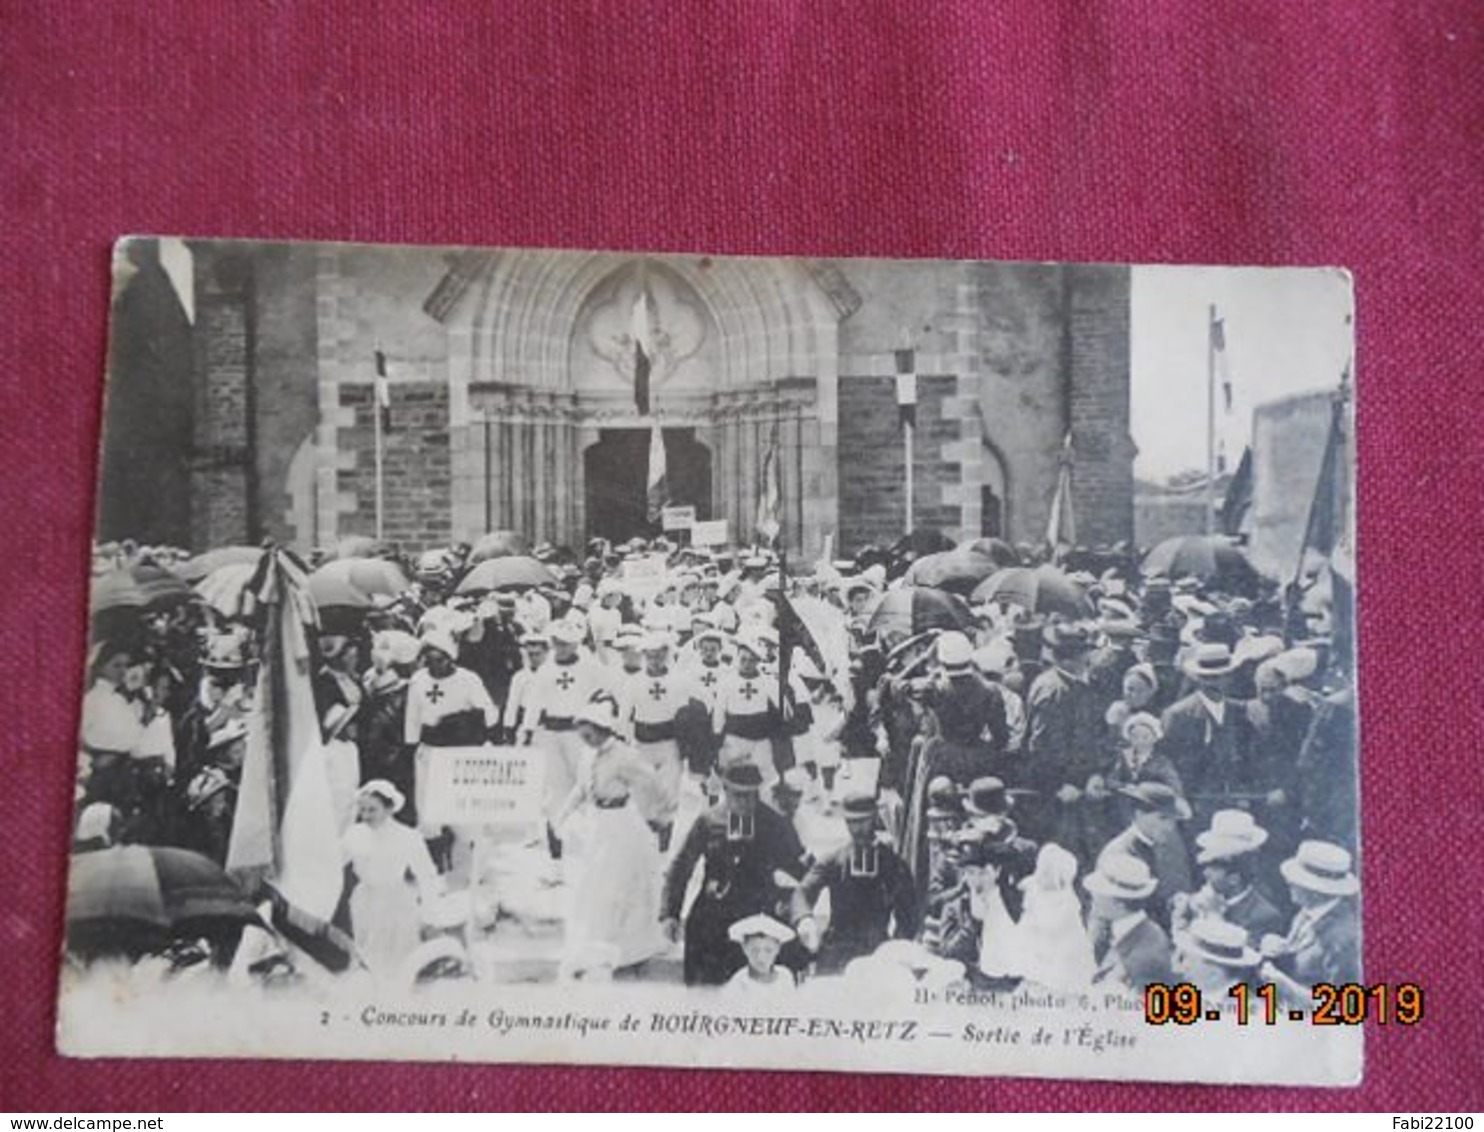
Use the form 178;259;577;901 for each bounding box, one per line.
1129;265;1354;482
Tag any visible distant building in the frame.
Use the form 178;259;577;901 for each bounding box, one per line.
98;241;1136;557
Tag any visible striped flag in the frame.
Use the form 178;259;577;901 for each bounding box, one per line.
227;549;344;922
1212;315;1232;413
1045;432;1076;555
373;348;392;432
632;287;655;416
646;423;668;524
757;430;781;546
894;348;917;427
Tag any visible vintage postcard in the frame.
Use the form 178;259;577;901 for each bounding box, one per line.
59;239;1361;1084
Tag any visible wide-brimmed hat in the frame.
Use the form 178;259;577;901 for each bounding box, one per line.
1280;840;1359;896
202;628;250;670
721;763;764;792
372;629;422;668
357;778;405;814
1195;809;1269;863
925;776;963;819
419;628;459;661
971;638;1017;678
639;631;672;653
962;776;1011;817
1082;854;1158;901
1121;711;1163;744
936;631;974;671
1117;781;1191;820
956;813;1019;848
575;696;622;733
1044;621;1097;656
1182;642;1238;680
733;629;767;659
519;629;551;647
840;792;878;820
1180;916;1261;969
727;913;795;945
548;619;585;646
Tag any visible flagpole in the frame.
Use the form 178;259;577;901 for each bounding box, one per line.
373;345;385;541
1205;303;1216;535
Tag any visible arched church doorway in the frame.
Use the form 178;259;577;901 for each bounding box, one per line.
584;428;711;543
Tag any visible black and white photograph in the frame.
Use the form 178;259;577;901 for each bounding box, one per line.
59;239;1359;1084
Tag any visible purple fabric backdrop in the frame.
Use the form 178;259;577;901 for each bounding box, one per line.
3;0;1481;1111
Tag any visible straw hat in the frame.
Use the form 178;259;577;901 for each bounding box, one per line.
1280;840;1359;897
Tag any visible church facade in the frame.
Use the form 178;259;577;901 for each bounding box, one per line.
100;240;1134;559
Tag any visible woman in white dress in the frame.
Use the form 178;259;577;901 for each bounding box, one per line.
553;696;663;977
341;780;441;979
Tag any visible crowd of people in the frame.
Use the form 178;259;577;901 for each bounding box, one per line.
74;529;1359;1004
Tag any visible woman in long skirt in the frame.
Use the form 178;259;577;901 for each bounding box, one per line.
342;780;441;978
554;695;664;977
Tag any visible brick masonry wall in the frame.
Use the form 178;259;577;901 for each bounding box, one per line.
336;381;452;552
190;252;253;549
837;374;961;553
1065;264;1134;546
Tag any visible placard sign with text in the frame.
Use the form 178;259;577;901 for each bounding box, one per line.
419;746;543;826
661;505;696;531
689;519;729;547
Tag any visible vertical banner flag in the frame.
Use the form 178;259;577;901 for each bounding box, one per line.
894;347;917;426
227;550;344;924
646;423;668;524
1212;314;1232;412
1045;431;1076;553
757;428;781;546
632;287;654;416
373;347;391;431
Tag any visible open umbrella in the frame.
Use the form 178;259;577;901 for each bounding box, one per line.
195;561;259;619
456;555;557;594
902;538;1019;594
1142;535;1263;595
971;565;1092;618
67;845;262;934
867;586;977;638
90;562;194;616
307;556;409;611
468;530;529;563
175;546;263;583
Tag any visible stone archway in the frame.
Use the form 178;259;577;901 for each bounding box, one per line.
443;251;848;556
582;428;712;544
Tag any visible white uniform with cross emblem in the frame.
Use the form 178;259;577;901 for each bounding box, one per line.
712;668;781;785
622;666;703;827
522;654;614;825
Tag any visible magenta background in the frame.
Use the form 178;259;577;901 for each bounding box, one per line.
3;1;1481;1111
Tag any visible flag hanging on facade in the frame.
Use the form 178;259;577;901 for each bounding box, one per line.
1044;431;1076;553
632;287;654;416
757;429;781;546
373;348;392;432
645;423;668;524
1294;385;1351;577
227;549;344;923
1211;314;1232;412
894;348;917;427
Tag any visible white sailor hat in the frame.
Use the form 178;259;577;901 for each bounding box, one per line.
726;913;795;945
